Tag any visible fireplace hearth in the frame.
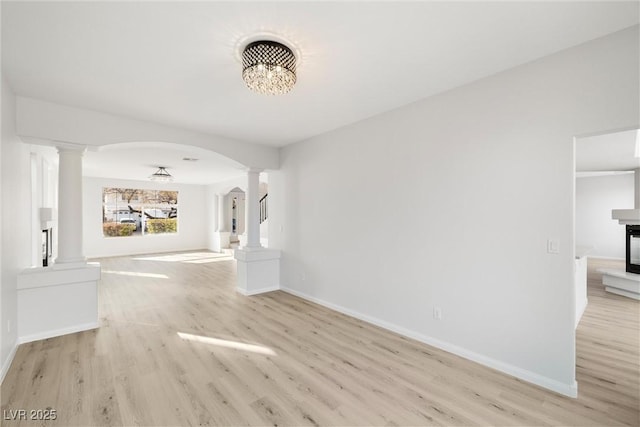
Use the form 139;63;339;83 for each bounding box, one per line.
603;167;640;299
627;225;640;274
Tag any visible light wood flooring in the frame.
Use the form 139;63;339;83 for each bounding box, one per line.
1;253;638;426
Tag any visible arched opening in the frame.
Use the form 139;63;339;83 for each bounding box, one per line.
27;139;256;260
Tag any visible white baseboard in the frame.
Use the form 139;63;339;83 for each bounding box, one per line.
18;321;100;345
0;341;18;385
236;285;280;296
280;286;578;398
588;255;625;261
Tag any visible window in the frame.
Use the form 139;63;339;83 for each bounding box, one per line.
102;187;178;237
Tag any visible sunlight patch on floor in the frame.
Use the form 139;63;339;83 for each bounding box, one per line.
177;332;277;356
184;256;234;264
102;270;169;279
134;252;233;263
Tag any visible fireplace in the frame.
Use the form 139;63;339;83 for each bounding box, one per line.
627;225;640;274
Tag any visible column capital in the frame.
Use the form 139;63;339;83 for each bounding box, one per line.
246;167;264;174
55;141;88;154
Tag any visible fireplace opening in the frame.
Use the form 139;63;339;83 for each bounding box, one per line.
627;225;640;274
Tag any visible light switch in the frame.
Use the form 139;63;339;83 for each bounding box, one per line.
547;239;560;254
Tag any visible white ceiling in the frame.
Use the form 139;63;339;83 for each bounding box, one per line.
32;141;247;185
84;142;247;185
576;129;640;173
3;1;638;148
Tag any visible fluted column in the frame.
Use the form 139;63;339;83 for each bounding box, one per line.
55;145;87;265
244;168;262;249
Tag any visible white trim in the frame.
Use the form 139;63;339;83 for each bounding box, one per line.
234;247;281;261
0;342;19;385
605;286;640;300
18;322;99;345
18;263;100;290
588;255;625;261
236;285;280;296
280;286;578;398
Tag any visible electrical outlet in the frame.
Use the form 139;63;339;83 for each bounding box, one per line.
433;307;442;320
7;320;11;333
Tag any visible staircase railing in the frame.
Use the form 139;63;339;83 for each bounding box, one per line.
259;194;268;224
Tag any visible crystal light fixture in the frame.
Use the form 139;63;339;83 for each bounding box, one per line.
242;40;297;95
150;167;173;182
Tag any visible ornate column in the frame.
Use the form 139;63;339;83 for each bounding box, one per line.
17;142;100;342
55;145;87;266
235;167;280;296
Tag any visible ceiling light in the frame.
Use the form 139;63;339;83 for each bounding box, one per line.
242;40;297;95
150;167;173;182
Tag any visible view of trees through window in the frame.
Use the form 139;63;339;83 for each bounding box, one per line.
102;187;178;237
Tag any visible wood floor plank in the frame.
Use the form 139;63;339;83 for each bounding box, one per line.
1;252;638;426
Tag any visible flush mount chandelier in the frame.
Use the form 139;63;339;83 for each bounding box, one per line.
242;40;297;95
150;167;173;182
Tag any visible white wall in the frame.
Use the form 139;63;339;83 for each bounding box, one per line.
83;177;208;258
1;76;32;380
576;173;634;259
0;86;3;381
270;26;639;396
0;32;4;379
